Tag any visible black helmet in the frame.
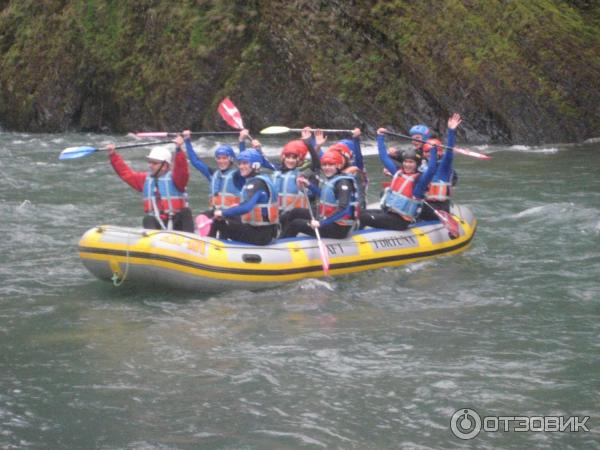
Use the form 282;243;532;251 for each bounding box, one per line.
402;149;419;162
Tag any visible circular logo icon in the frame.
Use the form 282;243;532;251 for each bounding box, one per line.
450;408;481;440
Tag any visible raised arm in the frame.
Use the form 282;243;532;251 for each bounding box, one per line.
108;145;146;192
376;128;400;175
413;148;438;199
172;136;189;192
184;132;213;181
436;113;462;181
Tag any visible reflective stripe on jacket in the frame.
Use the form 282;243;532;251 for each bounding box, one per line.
273;169;309;212
210;168;241;209
318;174;358;227
143;172;188;215
241;174;279;226
381;171;421;220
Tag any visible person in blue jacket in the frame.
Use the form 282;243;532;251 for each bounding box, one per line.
387;123;431;168
323;128;368;209
266;127;323;230
280;150;359;239
211;149;279;245
359;127;438;231
184;129;248;216
419;113;462;221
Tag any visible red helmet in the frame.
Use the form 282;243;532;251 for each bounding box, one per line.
423;138;443;156
327;143;352;161
281;140;308;161
320;150;344;167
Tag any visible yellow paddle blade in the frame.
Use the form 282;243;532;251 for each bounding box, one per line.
259;126;293;135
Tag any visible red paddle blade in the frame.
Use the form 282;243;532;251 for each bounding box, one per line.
318;240;330;275
217;97;244;130
435;210;460;238
455;146;491;160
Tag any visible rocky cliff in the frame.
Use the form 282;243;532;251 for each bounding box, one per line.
1;0;599;144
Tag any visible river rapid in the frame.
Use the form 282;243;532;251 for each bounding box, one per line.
1;132;599;449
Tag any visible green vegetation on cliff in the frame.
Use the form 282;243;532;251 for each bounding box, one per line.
1;0;599;143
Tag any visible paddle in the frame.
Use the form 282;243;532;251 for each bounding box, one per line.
218;97;245;130
134;131;239;138
422;201;460;239
261;126;354;135
217;97;258;143
302;188;330;275
383;130;490;160
195;214;213;237
59;140;172;160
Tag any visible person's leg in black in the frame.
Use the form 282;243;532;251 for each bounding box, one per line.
418;200;450;221
173;207;195;232
359;209;409;230
280;218;315;238
218;221;276;245
208;215;240;238
280;209;312;237
319;223;352;239
279;210;294;230
142;215;162;229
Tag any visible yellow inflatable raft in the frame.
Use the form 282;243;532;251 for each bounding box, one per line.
78;204;477;291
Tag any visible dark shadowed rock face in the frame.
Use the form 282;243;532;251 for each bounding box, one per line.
1;0;599;144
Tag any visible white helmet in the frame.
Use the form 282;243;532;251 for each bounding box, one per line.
146;147;172;164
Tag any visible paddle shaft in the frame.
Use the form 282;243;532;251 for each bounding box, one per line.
382;131;489;159
135;131;239;137
105;140;173;151
303;188;330;274
260;126;354;135
59;139;175;160
289;127;352;133
422;200;459;238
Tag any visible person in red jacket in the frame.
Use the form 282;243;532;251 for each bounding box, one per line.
107;135;194;232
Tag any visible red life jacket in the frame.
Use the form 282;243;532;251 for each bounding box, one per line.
381;171;421;220
426;181;451;201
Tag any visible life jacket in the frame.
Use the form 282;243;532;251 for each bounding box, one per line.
381;171;421;220
318;174;358;227
426;180;452;201
343;166;368;209
209;168;242;209
272;169;309;213
142;172;188;217
240;174;279;226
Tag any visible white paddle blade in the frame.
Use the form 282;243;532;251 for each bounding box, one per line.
58;146;97;160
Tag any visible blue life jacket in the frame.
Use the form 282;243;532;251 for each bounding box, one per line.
210;168;241;209
142;172;188;216
272;169;309;213
240;174;279;226
318;174;358;226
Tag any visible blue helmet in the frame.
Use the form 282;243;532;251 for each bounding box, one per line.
214;145;235;160
338;139;356;154
237;149;262;170
409;124;431;141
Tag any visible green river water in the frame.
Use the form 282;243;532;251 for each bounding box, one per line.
1;133;599;449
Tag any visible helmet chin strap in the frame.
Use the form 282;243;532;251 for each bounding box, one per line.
152;161;166;178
